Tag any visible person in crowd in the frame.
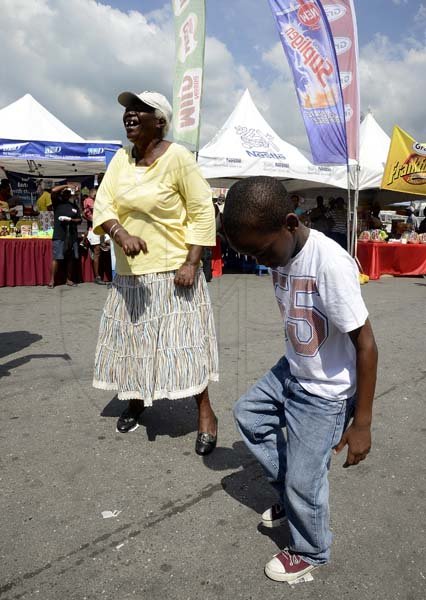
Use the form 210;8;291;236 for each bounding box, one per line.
222;176;378;583
309;195;332;234
83;188;106;285
406;204;417;230
0;179;11;216
290;194;304;216
92;90;218;455
201;246;213;281
216;194;225;211
370;202;382;229
7;196;24;225
36;179;44;197
48;184;82;288
357;202;382;234
36;185;53;212
212;199;224;278
418;207;426;234
202;198;225;281
328;196;347;249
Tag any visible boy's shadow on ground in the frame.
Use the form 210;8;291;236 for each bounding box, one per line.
204;441;291;550
100;395;198;440
101;397;289;550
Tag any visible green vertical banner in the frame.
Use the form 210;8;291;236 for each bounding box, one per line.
172;0;206;151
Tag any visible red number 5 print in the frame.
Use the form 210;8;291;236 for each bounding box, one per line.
286;276;328;357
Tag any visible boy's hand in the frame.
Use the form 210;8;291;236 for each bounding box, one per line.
333;423;371;468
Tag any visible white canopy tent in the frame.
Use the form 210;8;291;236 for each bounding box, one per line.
198;89;346;189
198;90;392;195
0;93;85;143
0;94;121;177
357;111;391;189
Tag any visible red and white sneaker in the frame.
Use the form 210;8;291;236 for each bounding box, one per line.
265;548;316;582
261;503;287;528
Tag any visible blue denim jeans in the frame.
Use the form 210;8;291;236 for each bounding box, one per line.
234;356;355;565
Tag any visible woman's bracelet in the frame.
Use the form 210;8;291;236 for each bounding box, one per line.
112;226;126;243
109;223;122;238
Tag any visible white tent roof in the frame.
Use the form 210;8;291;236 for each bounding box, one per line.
198;89;342;187
199;91;391;192
357;112;391;189
0;94;121;176
0;94;84;142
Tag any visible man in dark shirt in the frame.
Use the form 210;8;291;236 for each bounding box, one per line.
48;184;82;288
309;196;332;234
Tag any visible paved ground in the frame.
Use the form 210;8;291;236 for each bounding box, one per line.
0;274;425;600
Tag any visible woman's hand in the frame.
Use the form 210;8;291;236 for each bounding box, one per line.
115;229;148;257
174;262;197;287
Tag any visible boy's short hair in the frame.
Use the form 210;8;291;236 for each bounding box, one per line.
223;176;294;240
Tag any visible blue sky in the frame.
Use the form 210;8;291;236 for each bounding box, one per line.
116;0;419;48
113;0;423;65
1;0;425;150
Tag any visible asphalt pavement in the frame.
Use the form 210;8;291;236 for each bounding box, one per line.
0;274;425;600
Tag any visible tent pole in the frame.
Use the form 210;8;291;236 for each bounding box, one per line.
346;164;352;253
351;162;360;256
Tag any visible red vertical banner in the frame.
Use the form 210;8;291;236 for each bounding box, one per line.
323;1;360;161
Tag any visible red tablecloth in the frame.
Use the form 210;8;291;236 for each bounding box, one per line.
0;239;111;287
357;241;426;280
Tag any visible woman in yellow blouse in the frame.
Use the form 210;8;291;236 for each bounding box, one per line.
92;91;218;455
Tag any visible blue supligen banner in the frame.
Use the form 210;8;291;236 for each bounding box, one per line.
268;0;348;165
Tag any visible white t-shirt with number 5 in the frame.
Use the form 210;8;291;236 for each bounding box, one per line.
271;229;368;401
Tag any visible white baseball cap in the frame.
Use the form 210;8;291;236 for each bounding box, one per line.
118;91;172;129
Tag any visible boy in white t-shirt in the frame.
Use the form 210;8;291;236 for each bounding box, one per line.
223;177;378;583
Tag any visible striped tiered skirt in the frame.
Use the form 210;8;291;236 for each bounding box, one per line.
93;270;219;405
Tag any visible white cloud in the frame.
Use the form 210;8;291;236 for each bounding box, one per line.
0;0;175;141
359;34;426;139
414;3;426;27
0;0;261;146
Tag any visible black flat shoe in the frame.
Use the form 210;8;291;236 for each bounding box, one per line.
195;419;218;456
116;404;145;433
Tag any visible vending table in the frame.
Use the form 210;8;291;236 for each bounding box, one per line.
357;241;426;280
0;238;111;286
